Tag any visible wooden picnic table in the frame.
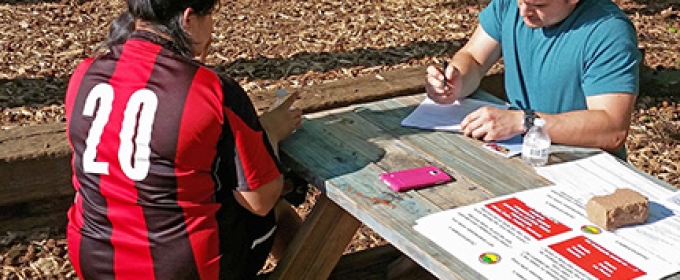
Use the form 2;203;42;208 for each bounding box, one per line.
268;92;680;280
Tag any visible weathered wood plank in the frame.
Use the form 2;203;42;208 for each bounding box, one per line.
0;123;74;206
282;103;452;215
250;66;430;115
280;99;491;279
321;166;485;279
0;154;74;206
354;95;551;195
279;93;680;280
269;195;360;280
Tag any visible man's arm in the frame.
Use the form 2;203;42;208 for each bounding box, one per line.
539;93;636;153
426;24;502;104
461;93;636;153
453;25;503;98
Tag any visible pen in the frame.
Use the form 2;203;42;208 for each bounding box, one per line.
441;61;448;89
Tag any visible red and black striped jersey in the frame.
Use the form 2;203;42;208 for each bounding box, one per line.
65;31;281;280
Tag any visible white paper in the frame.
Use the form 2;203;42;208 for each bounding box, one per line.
535;153;674;201
482;135;523;158
667;192;680;211
402;97;522;157
400;97;508;132
414;153;680;280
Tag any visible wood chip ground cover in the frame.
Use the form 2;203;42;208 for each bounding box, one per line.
1;0;678;278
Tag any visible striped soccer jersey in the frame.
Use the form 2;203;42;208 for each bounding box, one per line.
65;31;281;280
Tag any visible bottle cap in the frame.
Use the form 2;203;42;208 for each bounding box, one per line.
534;118;546;127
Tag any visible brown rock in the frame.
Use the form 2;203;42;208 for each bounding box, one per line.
586;189;649;230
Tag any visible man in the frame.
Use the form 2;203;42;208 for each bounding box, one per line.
425;0;641;158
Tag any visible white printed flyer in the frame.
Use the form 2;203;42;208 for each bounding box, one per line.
414;153;680;280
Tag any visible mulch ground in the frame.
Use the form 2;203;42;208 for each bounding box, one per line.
1;0;679;278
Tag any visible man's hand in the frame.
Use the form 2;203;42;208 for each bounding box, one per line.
460;106;525;142
425;63;462;104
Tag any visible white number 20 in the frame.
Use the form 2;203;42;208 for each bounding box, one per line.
81;83;158;181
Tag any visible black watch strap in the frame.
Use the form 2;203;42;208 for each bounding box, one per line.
523;109;537;133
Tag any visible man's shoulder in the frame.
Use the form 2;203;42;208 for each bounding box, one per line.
567;0;636;45
482;0;516;16
575;0;633;26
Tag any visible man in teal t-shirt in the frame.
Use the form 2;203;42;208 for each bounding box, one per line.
425;0;641;158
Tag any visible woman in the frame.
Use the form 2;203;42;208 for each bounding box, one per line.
65;0;302;279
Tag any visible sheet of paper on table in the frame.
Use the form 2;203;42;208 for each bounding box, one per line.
401;97;508;132
414;153;680;280
400;97;522;157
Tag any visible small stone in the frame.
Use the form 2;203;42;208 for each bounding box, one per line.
586;188;649;230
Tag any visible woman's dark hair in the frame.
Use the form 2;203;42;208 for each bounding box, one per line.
106;11;135;47
92;11;134;53
125;0;218;57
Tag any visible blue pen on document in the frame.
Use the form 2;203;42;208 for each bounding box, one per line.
441;61;448;89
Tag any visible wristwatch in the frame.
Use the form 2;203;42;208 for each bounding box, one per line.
523;109;537;133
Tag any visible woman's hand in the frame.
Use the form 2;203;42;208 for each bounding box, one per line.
260;91;302;145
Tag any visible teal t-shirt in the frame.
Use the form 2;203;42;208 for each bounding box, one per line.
479;0;641;114
479;0;640;159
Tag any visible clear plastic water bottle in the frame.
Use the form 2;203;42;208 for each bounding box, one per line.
522;118;551;167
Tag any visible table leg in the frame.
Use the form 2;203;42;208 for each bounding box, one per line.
269;195;361;280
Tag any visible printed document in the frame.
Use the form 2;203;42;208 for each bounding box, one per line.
414;153;680;280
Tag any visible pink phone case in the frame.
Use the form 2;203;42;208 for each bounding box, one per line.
379;165;452;192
